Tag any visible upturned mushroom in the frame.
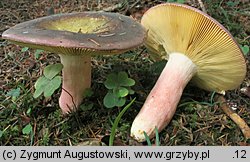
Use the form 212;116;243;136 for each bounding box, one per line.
2;12;146;114
131;3;246;142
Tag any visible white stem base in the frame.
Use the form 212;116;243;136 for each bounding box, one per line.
131;53;197;142
59;55;91;114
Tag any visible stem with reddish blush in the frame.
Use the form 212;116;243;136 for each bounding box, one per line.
131;53;197;142
59;54;91;114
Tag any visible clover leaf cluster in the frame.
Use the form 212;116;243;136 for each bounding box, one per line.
103;71;135;108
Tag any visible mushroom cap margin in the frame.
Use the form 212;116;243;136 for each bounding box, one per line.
2;12;147;56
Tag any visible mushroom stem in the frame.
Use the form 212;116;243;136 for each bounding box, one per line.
131;53;197;142
59;54;91;114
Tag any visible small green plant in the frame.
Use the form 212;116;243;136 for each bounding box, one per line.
79;88;94;111
103;71;135;108
226;1;240;7
41;128;50;146
6;87;21;101
109;98;135;146
33;63;63;98
22;123;32;135
21;47;29;52
241;45;249;56
22;123;34;145
144;127;160;146
34;49;44;59
0;130;3;138
21;47;44;59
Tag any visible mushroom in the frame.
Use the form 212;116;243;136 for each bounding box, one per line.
131;3;246;142
2;12;146;114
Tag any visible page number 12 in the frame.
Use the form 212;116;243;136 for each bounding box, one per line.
234;150;247;159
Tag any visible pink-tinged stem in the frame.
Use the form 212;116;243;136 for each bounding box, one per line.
131;53;197;142
59;54;91;114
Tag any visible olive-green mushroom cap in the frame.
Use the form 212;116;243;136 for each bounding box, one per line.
2;12;146;55
141;3;246;93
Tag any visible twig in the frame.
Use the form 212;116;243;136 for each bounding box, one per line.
129;0;140;9
98;33;116;37
68;138;72;146
88;125;97;138
86;0;93;10
88;38;101;47
119;32;126;36
197;0;207;13
101;0;128;12
243;35;250;42
216;95;250;139
240;87;250;98
102;3;122;12
62;87;77;112
52;120;67;128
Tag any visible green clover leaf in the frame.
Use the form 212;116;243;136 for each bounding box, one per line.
118;87;129;97
6;88;21;97
103;71;135;109
44;63;63;80
33;76;61;98
43;76;62;97
104;92;117;108
104;73;119;89
241;45;249;56
22;124;32;135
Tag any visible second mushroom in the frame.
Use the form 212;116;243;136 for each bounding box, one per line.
130;3;246;142
2;12;146;114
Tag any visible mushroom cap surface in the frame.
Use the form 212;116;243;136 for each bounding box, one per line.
141;3;246;92
2;12;146;55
